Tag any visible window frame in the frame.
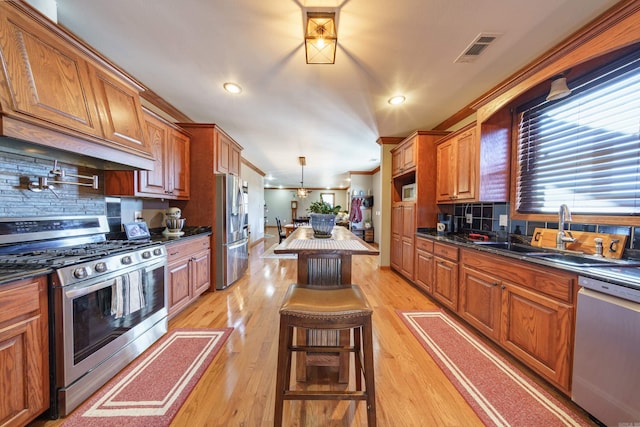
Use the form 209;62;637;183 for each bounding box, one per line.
510;49;640;227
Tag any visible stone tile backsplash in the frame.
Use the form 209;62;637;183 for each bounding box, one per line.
452;202;640;250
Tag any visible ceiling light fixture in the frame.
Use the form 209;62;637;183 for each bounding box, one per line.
305;12;337;64
546;74;571;101
388;95;406;105
223;82;242;94
297;156;309;198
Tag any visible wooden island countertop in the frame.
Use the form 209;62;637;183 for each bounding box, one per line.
274;225;379;286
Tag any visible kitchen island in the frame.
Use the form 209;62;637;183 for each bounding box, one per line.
274;225;379;286
274;225;379;381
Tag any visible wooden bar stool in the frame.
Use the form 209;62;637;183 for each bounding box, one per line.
274;284;376;426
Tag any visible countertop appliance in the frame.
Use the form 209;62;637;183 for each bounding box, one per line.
215;174;248;289
0;215;167;418
572;271;640;426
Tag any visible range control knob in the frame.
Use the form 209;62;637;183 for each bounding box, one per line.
73;267;88;279
141;251;152;259
121;255;132;265
153;248;163;256
94;262;107;273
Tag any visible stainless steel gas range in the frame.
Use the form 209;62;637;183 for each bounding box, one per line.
0;215;168;418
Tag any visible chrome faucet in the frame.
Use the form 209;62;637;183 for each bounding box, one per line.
556;204;576;250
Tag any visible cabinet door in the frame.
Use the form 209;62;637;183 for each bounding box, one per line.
391;150;403;176
192;250;211;296
401;238;414;279
216;132;231;174
459;267;501;340
401;203;415;239
169;129;190;198
401;140;416;171
138;113;169;196
433;257;458;311
414;249;434;294
229;146;241;176
500;282;572;390
167;259;191;316
454;129;476;201
0;8;102;136
390;234;402;271
0;277;48;427
436;141;454;202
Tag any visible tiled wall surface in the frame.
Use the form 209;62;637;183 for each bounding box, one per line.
0;151;105;218
453;202;640;250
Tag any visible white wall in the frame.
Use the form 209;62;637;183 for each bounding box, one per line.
241;163;265;245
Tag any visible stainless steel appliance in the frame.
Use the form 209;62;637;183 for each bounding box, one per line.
0;215;168;418
572;270;640;426
215;174;248;289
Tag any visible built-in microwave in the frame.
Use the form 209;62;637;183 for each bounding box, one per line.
401;183;416;201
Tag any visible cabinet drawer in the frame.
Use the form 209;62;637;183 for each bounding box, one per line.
415;237;434;253
166;236;211;262
0;278;41;325
433;242;458;261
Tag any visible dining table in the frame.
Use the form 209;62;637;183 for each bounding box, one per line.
274;225;379;381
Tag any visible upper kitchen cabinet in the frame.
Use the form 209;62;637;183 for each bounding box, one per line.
0;1;154;170
391;131;450;227
391;137;416;177
215;128;242;176
435;112;510;204
105;109;190;199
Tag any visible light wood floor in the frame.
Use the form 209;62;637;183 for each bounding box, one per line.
32;234;596;427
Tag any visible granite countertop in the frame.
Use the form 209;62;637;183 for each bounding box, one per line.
415;229;640;289
0;226;213;285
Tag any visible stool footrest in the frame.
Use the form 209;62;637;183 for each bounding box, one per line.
290;345;355;353
284;390;368;401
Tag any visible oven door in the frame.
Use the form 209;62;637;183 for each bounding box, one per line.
54;258;167;388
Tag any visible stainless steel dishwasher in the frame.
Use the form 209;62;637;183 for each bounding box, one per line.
572;272;640;426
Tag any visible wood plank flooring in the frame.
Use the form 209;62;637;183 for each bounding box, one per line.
30;233;596;427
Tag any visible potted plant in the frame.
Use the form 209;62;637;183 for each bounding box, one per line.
307;200;342;238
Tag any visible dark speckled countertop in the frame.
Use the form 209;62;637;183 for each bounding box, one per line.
415;229;640;290
0;226;212;286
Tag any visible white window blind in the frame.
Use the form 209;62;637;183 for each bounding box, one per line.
517;52;640;215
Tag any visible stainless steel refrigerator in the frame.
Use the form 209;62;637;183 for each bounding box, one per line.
215;174;248;289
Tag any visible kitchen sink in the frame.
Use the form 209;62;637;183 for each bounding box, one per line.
470;241;549;254
526;253;640;267
471;241;640;267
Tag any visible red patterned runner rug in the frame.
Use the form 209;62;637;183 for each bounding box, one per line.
62;328;232;427
399;311;590;427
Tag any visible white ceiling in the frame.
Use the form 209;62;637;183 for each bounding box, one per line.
52;0;619;189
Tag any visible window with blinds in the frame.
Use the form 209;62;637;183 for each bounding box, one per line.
516;51;640;216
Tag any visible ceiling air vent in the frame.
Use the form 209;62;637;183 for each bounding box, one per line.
454;33;501;63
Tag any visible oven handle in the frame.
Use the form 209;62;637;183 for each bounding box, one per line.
62;260;166;298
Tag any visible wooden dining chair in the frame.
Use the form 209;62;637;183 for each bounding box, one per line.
275;217;286;243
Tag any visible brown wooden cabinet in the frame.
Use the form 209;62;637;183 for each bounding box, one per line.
391;137;416;177
436;125;476;203
435;116;510;204
459;248;576;393
105;109;190;199
216;129;242;176
391;203;415;281
414;236;434;294
0;275;49;427
390;131;449;281
166;235;211;318
432;242;459;311
0;2;154;170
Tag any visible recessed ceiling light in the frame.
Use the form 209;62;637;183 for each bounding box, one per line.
388;95;406;105
223;82;242;94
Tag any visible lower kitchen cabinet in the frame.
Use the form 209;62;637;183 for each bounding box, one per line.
459;248;575;393
166;235;211;318
414;236;434;294
391;203;416;281
0;275;49;427
432;242;459;311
